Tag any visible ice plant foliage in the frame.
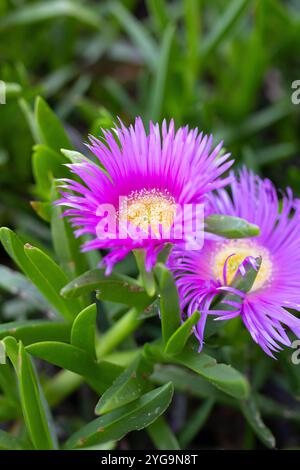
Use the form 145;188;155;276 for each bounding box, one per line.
56;118;233;274
169;169;300;357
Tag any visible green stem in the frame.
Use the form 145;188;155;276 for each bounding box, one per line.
96;308;141;358
44;370;82;407
134;249;156;297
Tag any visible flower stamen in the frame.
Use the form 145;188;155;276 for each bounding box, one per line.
121;188;177;237
212;240;273;292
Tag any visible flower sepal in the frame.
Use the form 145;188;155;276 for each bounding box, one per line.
205;214;260;239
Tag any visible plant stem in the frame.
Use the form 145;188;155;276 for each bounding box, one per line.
96;308;141;357
134;249;156;297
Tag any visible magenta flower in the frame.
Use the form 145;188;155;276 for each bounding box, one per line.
56;118;232;274
168;168;300;357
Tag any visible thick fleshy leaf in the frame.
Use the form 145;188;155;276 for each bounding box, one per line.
0;363;18;402
26;341;122;394
152;364;227;401
0;396;20;421
0;320;71;345
35;96;71;151
60;148;91;165
24;243;81;320
51;183;89;279
71;304;96;359
164;311;200;356
0;228;79;320
147;416;180;450
64;383;174;449
30;200;52;222
173;349;249;399
95;354;153;415
61;268;153;309
240;396;276;448
205;214;259;238
155;264;181;344
145;340;249;400
4;339;57;450
137;298;160;320
32;144;68;199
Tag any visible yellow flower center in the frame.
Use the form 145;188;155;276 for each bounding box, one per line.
212;239;273;292
121;188;177;237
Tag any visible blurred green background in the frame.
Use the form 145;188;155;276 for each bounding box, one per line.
1;0;300;449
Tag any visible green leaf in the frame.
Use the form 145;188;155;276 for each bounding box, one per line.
173;349;249;399
71;304;97;359
32;144;68;198
240;396;276;448
220;101;292;146
6;341;57;450
26;341;122;394
137;298;160;320
24;243;81;320
4;82;22;98
0;363;18;402
64;383;174;449
18;98;40;143
155;264;181;344
205;214;259;238
257;394;300;423
0;396;20;422
61;268;153;309
0;1;101;31
51;183;89;279
60;148;91;165
146;0;169;33
103;79;139;119
109;1;158;71
183;0;201;91
35;96;72;151
0;264;51;312
30;200;52;222
147;416;180;450
0;320;71;345
95;354;153;415
201;0;250;59
178;398;214;448
148;24;174;121
0;228;79;320
164;311;200;356
0;430;24;450
2;337;19;370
